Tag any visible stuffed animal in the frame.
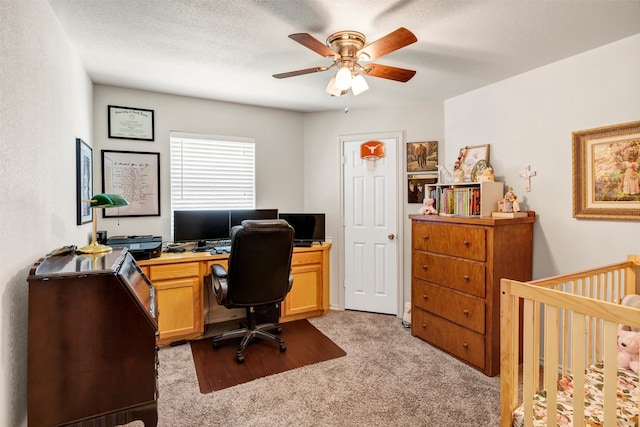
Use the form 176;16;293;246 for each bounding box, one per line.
617;330;640;374
618;293;640;332
418;197;438;215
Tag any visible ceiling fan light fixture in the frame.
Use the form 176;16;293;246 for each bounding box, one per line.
325;76;343;97
351;74;369;96
335;66;352;90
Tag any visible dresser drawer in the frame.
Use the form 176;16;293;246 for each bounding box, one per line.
412;280;485;333
412;308;485;370
412;252;485;298
413;222;486;261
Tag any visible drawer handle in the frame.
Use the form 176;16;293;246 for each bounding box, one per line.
422;235;430;240
463;309;469;316
463;275;470;281
421;323;427;329
422;294;428;300
422;265;429;270
463;240;470;246
462;342;469;348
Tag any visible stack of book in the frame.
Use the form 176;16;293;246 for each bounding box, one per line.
429;187;482;216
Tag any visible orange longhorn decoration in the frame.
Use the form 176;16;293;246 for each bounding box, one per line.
360;141;386;160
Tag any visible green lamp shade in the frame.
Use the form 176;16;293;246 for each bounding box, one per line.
89;193;129;208
77;193;129;255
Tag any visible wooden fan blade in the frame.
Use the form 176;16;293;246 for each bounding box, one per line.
289;33;336;58
358;27;417;61
361;64;416;82
273;66;329;79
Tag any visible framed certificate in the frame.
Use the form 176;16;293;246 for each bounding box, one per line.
101;149;160;217
108;105;155;141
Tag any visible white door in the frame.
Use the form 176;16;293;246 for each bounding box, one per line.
343;134;399;315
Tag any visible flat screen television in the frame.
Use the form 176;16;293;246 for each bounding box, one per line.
230;209;278;227
173;210;230;246
278;213;325;245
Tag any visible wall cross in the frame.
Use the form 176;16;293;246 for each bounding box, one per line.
520;165;537;192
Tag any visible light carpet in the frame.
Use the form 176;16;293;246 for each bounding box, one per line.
153;309;501;426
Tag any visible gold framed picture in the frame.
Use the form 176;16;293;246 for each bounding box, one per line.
573;121;640;220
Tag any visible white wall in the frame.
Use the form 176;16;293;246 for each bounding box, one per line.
92;85;305;242
444;34;640;278
303;103;445;308
3;4;638;424
0;1;93;425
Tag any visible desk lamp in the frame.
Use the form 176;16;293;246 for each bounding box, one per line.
77;193;128;254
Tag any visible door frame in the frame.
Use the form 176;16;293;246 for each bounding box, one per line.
337;131;405;317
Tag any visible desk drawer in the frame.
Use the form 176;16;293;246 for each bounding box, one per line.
149;262;200;281
413;222;486;261
291;251;322;266
412;252;485;298
412;280;485;333
412;308;485;370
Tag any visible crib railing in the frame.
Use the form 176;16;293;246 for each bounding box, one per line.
500;256;640;427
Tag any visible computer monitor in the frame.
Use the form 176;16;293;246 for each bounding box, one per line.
278;213;325;244
173;210;230;247
230;209;278;227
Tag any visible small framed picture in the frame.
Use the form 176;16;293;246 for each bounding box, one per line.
108;105;155;141
76;138;93;225
407;141;438;172
408;174;438;204
455;144;490;181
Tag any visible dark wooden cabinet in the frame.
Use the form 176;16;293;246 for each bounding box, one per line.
27;248;158;427
410;214;534;376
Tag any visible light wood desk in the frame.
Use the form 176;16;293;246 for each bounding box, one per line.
138;243;331;346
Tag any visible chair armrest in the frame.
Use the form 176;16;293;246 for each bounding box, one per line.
211;264;229;304
287;274;294;294
211;263;227;278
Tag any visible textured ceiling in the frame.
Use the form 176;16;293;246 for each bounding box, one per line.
49;0;640;113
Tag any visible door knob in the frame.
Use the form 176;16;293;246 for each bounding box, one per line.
388;233;395;240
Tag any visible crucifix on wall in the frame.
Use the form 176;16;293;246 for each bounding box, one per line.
520;165;537;192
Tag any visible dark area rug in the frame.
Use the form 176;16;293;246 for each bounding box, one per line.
190;319;346;393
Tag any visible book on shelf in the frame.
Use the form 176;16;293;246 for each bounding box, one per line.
434;186;481;216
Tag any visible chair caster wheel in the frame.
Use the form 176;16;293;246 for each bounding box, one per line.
213;341;220;349
279;343;286;352
236;354;245;364
275;327;282;334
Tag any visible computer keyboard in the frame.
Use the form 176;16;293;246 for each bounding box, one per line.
210;245;231;254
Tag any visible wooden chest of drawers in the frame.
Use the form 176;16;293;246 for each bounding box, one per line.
410;214;534;376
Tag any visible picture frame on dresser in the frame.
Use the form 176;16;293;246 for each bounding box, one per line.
456;144;489;182
573;121;640;220
76;138;93;225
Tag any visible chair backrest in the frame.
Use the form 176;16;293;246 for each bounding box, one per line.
224;219;295;307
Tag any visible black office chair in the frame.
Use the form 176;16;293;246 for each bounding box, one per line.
210;219;294;363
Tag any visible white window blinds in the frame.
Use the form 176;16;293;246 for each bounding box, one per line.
170;132;256;212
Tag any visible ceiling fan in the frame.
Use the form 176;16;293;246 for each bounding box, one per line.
273;27;417;97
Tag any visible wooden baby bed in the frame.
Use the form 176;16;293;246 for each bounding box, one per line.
500;255;640;426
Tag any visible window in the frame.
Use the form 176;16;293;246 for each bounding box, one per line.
170;131;255;228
